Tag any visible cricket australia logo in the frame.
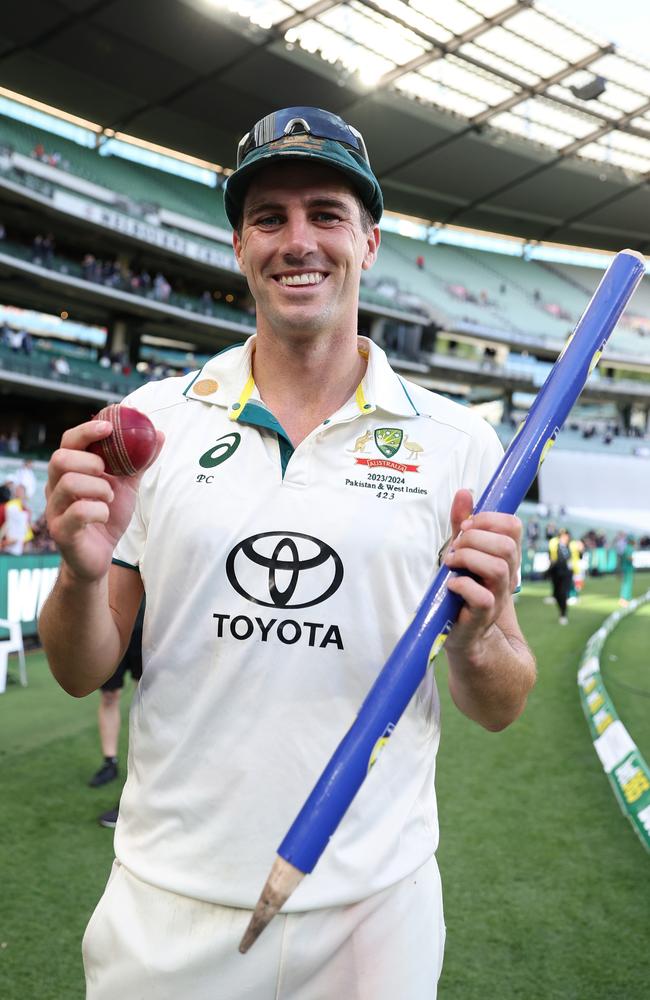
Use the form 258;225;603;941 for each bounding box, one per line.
350;426;424;473
375;428;403;458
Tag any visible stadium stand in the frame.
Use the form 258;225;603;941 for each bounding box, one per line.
1;95;650;464
0;115;230;230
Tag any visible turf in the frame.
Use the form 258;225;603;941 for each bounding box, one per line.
0;574;649;998
0;664;133;999
436;575;650;1000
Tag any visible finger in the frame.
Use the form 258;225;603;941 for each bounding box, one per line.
60;420;114;451
447;573;495;618
47;471;115;518
50;499;112;539
450;489;474;540
459;511;522;542
48;447;109;491
452;528;520;578
445;547;512;594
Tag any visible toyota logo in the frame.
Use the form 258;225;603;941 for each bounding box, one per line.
225;531;344;609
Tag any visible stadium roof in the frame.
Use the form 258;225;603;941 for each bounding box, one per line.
1;0;650;251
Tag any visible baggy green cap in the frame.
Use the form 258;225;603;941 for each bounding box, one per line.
224;110;383;228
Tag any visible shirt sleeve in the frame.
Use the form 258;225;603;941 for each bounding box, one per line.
113;494;147;570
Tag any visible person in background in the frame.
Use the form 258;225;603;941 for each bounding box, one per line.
88;600;144;790
619;535;636;606
568;535;585;605
548;528;573;624
13;458;37;500
0;489;29;555
0;483;11;539
2;483;33;552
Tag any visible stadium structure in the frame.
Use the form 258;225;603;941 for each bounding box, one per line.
1;0;650;536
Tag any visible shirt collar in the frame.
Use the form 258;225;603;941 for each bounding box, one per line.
183;334;419;420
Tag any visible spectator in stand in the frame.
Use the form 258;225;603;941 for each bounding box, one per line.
8;328;25;352
82;253;96;281
32;234;44;264
22;330;33;355
2;484;32;553
416;255;425;270
42;234;55;267
51;356;71;377
0;502;28;555
548;529;573;625
0;483;10;534
0;435;8;455
7;431;19;455
13;459;37;500
526;517;540;547
153;272;171;302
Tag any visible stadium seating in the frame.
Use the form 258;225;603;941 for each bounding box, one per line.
0;115;231;229
0;340;147;395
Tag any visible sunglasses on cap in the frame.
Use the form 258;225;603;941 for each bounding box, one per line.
236;107;370;169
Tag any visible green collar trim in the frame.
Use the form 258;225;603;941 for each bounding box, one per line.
397;376;420;416
237;400;295;479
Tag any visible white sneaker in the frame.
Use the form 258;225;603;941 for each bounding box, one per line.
559;616;568;625
567;596;578;605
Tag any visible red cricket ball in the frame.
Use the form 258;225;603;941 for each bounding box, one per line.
88;404;158;477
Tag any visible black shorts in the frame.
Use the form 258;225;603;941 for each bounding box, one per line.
101;603;144;692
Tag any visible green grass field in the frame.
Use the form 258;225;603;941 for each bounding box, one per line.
1;574;649;999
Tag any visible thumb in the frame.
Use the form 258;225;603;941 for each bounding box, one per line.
450;488;474;541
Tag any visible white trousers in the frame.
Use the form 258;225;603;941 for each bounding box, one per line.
83;855;445;1000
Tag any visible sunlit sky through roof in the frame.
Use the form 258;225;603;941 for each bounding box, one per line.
556;0;650;62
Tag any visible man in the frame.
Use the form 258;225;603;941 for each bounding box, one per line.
40;107;536;999
548;528;573;624
13;458;37;500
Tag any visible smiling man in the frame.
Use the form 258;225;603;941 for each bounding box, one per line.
39;107;535;999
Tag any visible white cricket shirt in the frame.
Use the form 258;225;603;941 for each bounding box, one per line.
113;336;503;910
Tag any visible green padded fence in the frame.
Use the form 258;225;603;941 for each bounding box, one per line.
577;591;650;852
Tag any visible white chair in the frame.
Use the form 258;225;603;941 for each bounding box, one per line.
0;618;27;693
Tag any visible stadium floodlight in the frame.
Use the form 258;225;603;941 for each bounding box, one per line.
570;75;607;101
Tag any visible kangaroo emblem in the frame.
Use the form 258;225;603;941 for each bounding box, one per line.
351;430;372;453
